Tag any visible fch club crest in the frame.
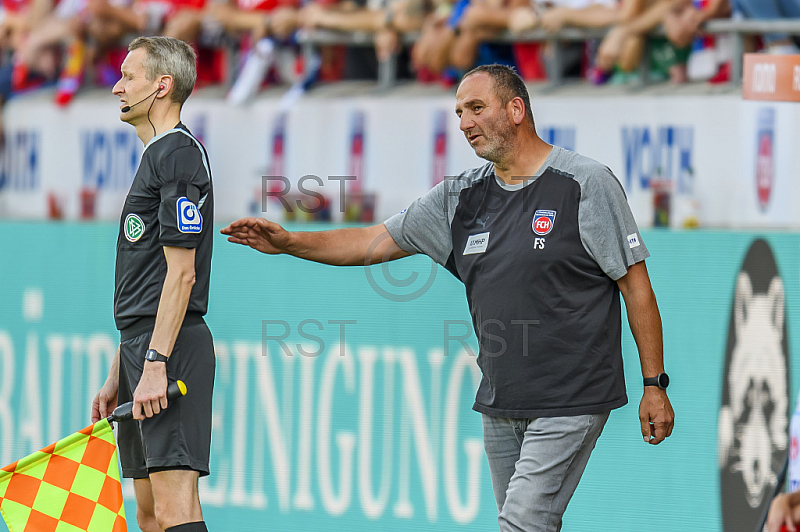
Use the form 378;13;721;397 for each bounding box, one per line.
532;210;556;236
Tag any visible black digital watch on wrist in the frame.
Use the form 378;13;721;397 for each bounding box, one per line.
145;349;169;363
644;373;669;390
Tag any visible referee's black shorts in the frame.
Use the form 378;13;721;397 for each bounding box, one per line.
117;313;215;479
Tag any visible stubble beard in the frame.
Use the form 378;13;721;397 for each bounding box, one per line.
472;115;516;165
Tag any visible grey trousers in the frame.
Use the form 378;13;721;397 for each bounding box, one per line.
482;412;610;532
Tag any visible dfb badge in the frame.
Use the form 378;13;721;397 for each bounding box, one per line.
532;210;556;236
124;213;145;242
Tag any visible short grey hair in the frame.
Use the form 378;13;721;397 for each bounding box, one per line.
462;64;535;132
128;36;197;106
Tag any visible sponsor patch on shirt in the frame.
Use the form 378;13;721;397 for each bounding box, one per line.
627;233;641;248
124;213;145;242
177;197;203;233
532;210;556;236
463;232;490;255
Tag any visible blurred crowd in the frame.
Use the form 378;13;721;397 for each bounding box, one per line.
0;0;798;115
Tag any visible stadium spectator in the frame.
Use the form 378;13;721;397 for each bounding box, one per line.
413;0;636;82
508;0;642;35
206;0;300;103
507;0;647;83
594;0;670;76
659;0;730;82
593;0;695;81
409;0;458;75
411;0;525;78
215;0;401;102
159;0;206;41
0;0;54;144
16;4;85;104
114;0;212;44
447;0;528;72
84;0;148;46
0;0;49;52
768;490;800;532
662;0;728;48
301;0;425;62
207;0;279;43
16;0;146;105
594;0;730;83
158;0;209;43
133;0;233;88
1;0;53;80
730;0;800;54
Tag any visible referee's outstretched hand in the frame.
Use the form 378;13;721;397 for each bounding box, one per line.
221;218;292;255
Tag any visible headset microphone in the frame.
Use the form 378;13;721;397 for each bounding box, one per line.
121;85;164;113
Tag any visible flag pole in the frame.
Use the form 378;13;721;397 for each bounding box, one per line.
106;380;188;423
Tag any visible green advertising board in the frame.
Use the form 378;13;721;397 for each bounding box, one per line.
0;223;798;531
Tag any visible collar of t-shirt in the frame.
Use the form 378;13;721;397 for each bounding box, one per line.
142;121;186;153
494;145;561;192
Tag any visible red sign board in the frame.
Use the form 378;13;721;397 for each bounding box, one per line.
742;54;800;102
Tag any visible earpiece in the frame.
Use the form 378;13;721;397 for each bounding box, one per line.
159;84;165;91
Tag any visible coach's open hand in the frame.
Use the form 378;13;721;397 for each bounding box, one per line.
639;387;674;444
221;218;293;255
133;361;169;420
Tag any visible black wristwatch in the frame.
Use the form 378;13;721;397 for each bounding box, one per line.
644;373;669;390
145;349;169;363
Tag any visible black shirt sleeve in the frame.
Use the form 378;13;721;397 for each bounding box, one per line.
157;145;208;248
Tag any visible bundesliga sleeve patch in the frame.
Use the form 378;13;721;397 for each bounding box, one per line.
177;197;203;233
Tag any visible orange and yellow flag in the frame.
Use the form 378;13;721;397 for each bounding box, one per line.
0;419;127;532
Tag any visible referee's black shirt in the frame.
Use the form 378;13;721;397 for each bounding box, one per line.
114;123;214;331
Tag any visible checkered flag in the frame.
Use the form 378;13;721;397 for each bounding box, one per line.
0;420;127;532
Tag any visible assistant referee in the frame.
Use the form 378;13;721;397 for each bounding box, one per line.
91;36;215;532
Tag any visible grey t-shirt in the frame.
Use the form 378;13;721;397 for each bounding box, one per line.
385;146;648;418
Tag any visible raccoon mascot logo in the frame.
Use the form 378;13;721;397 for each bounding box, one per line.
719;239;790;532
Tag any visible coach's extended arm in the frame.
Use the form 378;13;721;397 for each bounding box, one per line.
221;218;411;266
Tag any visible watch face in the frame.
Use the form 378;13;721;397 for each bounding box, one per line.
658;373;670;389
